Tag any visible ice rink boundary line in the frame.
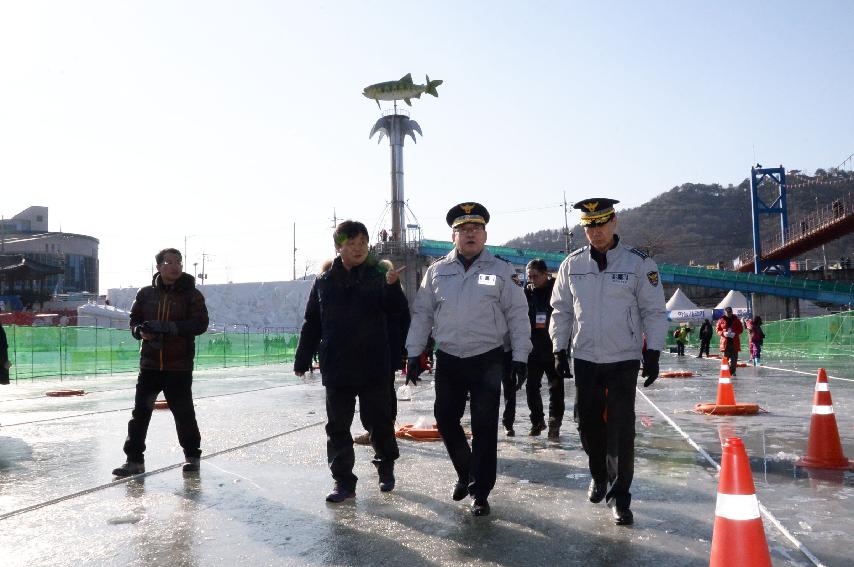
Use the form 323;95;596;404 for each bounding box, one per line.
637;389;826;567
0;368;296;404
1;380;318;428
684;353;853;383
0;417;327;522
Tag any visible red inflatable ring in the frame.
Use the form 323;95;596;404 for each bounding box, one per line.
45;389;85;397
154;399;169;410
693;402;760;415
736;362;748;368
660;371;695;378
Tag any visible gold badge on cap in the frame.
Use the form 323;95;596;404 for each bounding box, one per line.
461;204;475;214
583;201;599;212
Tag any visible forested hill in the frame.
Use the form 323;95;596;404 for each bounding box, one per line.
503;173;854;267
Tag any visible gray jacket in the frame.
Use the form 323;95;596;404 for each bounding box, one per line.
550;241;667;363
407;248;532;362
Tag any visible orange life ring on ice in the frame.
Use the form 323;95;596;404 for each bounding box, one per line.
45;389;85;397
736;362;748;368
154;399;169;410
395;423;443;441
693;402;760;415
660;371;695;378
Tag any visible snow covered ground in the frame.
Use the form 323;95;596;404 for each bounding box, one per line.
107;279;314;331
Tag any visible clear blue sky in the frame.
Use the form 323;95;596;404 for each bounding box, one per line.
2;1;852;293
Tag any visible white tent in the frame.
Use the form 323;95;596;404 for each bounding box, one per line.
666;288;699;311
715;290;749;309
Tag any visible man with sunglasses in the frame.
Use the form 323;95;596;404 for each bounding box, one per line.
113;248;209;477
406;202;531;517
549;198;667;526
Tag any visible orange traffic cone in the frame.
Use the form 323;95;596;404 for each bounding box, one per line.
709;437;772;567
715;358;736;406
695;358;759;415
796;369;853;470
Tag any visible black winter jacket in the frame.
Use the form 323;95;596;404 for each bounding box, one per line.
130;273;209;371
525;277;558;357
294;256;409;387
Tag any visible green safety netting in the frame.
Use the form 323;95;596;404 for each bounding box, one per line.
665;312;853;358
1;325;300;381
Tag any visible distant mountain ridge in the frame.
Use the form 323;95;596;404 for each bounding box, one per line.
503;173;854;268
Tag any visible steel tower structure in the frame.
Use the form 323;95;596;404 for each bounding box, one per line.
750;165;790;275
369;107;422;243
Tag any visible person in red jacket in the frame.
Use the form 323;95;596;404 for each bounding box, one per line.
716;306;743;376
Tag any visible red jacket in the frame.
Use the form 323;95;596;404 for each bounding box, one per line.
716;315;743;352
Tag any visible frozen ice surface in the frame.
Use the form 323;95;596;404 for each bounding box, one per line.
0;354;852;566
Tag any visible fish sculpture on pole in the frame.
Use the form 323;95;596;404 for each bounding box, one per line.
363;73;443;108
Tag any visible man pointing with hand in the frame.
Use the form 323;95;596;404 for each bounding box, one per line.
549;198;667;526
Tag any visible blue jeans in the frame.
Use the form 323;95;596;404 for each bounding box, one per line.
434;347;503;500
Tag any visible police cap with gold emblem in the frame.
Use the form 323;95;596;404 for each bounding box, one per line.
446;202;490;228
573;197;619;227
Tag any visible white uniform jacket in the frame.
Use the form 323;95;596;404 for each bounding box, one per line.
406;248;532;362
549;242;667;363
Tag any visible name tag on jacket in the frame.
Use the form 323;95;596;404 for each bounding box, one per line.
608;273;631;285
478;274;497;286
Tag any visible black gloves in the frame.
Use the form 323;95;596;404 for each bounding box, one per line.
405;356;421;386
554;349;572;378
642;349;661;387
512;361;528;391
141;320;178;335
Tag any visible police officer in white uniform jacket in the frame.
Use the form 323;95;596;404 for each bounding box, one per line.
406;202;532;517
549;198;667;526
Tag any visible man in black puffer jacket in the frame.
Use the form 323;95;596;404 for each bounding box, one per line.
112;247;209;477
294;221;409;503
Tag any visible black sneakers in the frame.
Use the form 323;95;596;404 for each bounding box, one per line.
112;461;145;477
182;457;201;472
326;483;356;503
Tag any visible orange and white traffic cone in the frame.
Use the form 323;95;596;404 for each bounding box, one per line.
695;357;760;415
715;357;736;406
709;437;772;567
796;368;853;470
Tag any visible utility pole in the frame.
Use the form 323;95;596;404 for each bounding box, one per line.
562;191;572;253
200;253;210;285
293;223;297;281
331;208;338;228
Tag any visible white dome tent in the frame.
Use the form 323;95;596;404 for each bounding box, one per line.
714;290;750;317
666;288;706;321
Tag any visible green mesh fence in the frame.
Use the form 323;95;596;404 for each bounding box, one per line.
664;312;853;358
2;325;299;381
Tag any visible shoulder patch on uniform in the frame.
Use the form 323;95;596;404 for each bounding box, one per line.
629;247;649;260
646;271;659;287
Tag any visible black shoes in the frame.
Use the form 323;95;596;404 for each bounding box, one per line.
612;504;633;525
182;457;200;473
452;479;469;501
587;479;607;503
326;483;356;503
504;425;515;437
470;498;490;516
378;472;395;493
547;420;560;439
112;461;145;477
528;422;547;436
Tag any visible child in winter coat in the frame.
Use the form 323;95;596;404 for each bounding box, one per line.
748;316;765;366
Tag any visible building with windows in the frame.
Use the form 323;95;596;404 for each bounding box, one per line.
0;207;99;305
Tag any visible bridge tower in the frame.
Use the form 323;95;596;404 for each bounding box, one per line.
750;165;790;275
